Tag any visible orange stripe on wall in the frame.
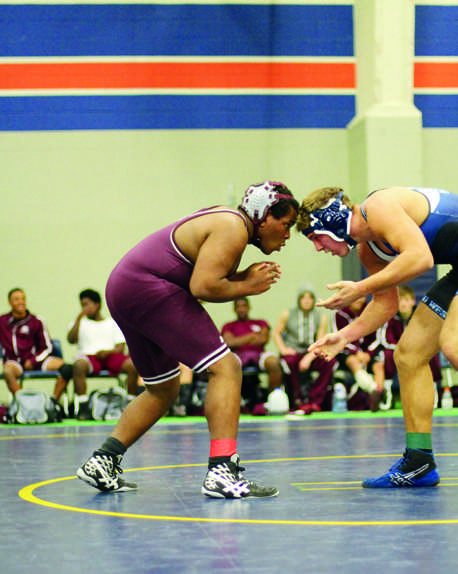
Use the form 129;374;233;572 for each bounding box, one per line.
0;62;355;89
414;62;458;88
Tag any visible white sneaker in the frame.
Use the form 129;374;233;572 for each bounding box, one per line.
202;454;278;499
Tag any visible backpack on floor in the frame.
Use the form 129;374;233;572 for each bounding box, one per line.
89;387;129;421
6;389;62;424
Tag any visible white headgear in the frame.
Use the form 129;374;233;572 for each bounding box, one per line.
240;181;289;224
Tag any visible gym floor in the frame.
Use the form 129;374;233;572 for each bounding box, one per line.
2;409;458;574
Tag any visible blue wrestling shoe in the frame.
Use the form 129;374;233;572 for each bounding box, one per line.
362;448;440;488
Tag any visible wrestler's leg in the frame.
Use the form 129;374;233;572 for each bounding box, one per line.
439;295;458;369
202;351;278;498
205;352;242;441
362;302;442;488
395;302;442;434
111;377;180;448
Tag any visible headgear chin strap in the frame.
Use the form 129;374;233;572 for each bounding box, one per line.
301;191;356;248
240;181;291;248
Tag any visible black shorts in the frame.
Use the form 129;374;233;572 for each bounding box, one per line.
422;265;458;319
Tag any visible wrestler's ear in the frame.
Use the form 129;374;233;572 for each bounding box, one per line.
258;213;272;228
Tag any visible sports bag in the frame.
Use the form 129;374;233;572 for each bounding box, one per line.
88;387;129;421
6;389;62;424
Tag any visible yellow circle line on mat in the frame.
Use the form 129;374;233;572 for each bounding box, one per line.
18;455;458;526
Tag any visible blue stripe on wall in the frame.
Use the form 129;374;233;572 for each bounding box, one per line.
415;5;458;56
0;4;353;57
415;95;458;128
0;95;356;131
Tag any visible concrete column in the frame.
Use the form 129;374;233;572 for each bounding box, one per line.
347;0;423;204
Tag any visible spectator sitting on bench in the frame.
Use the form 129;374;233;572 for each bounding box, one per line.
0;287;71;410
67;288;140;420
332;295;386;412
273;287;336;414
221;297;283;412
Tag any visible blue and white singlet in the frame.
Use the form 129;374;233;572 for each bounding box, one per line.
361;187;458;265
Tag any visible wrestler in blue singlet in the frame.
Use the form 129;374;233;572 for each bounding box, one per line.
361;188;458;319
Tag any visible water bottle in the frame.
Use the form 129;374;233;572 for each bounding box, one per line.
441;387;453;410
332;382;348;413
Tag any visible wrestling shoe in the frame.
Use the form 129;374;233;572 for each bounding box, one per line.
77;451;138;492
202;454;279;499
75;399;92;421
50;397;64;421
362;448;440;488
369;389;384;412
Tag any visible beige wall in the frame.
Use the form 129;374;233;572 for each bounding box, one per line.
422;130;458;192
423;129;458;282
0;127;457;407
1;127;457;357
0;128;349;366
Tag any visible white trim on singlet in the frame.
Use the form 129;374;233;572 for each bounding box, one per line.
412;187;440;212
192;343;231;373
169;207;248;265
361;203;398;262
364;187;440;263
170;231;193;265
366;241;397;262
143;366;181;385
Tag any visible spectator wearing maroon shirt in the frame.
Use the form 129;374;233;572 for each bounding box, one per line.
222;297;282;410
332;296;385;411
0;288;70;401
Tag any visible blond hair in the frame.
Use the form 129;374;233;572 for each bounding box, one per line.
399;284;415;300
296;187;354;233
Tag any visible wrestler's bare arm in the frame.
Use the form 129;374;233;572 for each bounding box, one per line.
310;248;399;360
317;196;434;310
355;196;434;294
189;215;279;302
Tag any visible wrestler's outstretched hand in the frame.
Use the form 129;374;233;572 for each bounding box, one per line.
316;281;361;310
308;332;348;362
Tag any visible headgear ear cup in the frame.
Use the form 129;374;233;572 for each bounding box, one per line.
302;191;356;248
240;181;291;224
240;181;293;248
